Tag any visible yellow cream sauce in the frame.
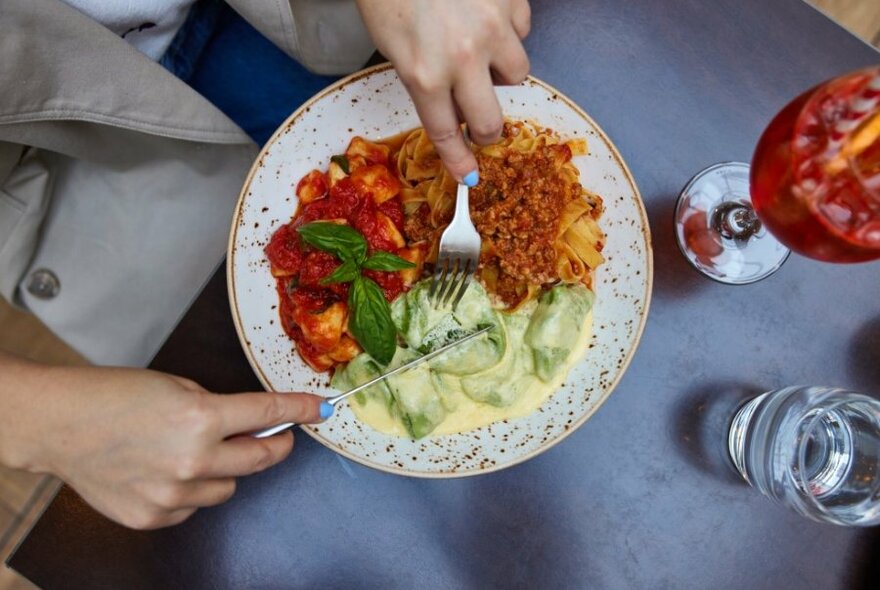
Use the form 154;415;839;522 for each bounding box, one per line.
347;313;593;437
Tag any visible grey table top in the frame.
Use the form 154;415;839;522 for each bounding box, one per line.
10;0;880;588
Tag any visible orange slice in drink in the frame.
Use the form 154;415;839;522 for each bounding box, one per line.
825;111;880;174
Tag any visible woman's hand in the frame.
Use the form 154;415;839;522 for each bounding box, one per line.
0;356;327;530
356;0;531;184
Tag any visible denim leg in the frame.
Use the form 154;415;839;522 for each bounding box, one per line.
161;0;341;146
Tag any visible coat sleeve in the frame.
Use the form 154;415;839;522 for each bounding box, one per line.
227;0;376;76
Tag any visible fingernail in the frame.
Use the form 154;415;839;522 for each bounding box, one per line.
462;170;479;187
320;401;334;420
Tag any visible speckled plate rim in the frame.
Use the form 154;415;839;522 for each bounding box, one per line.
227;62;653;478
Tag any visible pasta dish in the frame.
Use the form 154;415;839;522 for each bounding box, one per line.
265;120;606;438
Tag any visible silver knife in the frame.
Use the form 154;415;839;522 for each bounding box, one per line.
252;326;492;438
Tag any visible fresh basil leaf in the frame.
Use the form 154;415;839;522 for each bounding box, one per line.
330;154;350;175
297;222;367;264
348;276;397;366
320;259;359;285
362;251;416;271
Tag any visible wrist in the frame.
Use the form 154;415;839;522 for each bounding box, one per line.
0;354;62;473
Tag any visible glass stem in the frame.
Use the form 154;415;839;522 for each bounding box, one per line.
713;201;762;241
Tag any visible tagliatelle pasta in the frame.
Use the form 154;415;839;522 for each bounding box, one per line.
396;120;606;309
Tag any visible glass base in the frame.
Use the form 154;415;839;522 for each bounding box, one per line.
674;162;790;285
727;393;768;484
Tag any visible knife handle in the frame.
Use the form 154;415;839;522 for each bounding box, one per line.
252;422;295;438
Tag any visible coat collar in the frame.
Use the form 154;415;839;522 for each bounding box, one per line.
0;0;252;145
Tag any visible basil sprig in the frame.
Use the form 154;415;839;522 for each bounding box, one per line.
298;222;367;264
296;221;414;365
362;251;418;271
321;259;360;285
348;275;397;365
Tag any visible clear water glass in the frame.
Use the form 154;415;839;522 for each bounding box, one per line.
728;386;880;526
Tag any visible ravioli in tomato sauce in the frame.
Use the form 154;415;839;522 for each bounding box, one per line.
264;137;426;371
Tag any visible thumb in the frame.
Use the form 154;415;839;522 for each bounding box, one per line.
216;392;332;437
272;391;331;425
280;391;333;424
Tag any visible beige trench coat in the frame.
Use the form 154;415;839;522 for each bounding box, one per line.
0;0;374;366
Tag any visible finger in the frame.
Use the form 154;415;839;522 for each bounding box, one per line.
126;507;196;530
207;431;295;478
453;68;504;146
511;0;532;39
151;478;237;510
182;479;237;508
161;508;197;528
406;85;478;183
214;392;326;436
453;101;465;124
488;32;530;86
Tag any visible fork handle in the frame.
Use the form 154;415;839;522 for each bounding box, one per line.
455;183;470;219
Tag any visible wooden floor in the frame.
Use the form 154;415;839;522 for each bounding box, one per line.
1;2;879;588
810;0;880;46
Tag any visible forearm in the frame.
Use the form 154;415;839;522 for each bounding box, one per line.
0;351;56;472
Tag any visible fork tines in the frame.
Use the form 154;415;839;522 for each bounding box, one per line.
429;257;474;310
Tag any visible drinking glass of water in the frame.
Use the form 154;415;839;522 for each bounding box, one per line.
728;386;880;526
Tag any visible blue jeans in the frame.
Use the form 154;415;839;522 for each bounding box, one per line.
160;0;341;146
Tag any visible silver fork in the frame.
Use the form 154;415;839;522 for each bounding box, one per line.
428;182;482;310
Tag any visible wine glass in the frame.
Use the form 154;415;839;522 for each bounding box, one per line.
674;67;880;284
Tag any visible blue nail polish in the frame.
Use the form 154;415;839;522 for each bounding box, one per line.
463;170;479;187
320;401;334;420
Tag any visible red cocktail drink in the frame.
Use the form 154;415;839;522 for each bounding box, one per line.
751;68;880;262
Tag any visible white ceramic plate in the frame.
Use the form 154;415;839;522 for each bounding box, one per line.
228;63;652;477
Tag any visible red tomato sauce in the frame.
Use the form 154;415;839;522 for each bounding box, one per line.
264;138;417;372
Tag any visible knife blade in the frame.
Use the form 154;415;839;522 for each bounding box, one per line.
252;326;491;438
